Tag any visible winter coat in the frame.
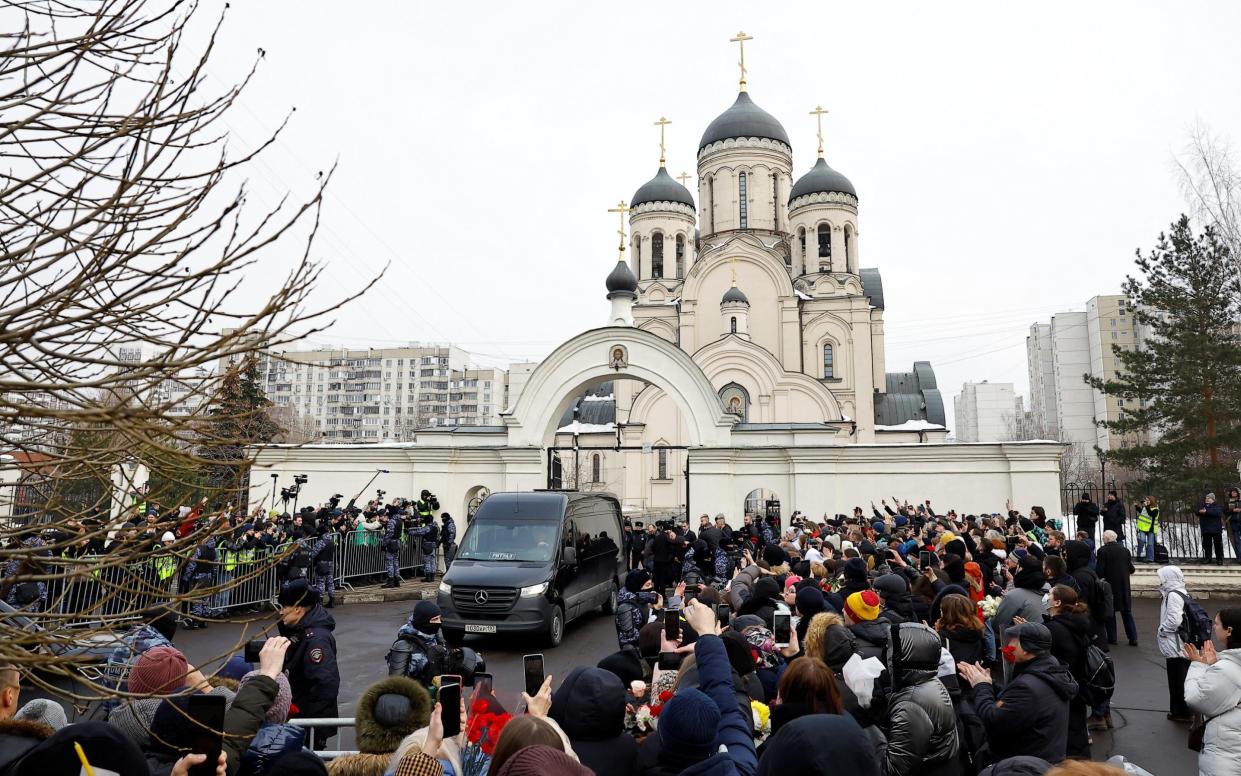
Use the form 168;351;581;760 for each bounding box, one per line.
1198;502;1225;534
224;675;280;776
1072;500;1099;536
938;626;985;667
1102;499;1127;540
239;721;305;776
0;719;53;774
1046;612;1092;685
1185;649;1241;776
726;565;762;611
1158;566;1188;658
882;623;961;776
327;676;432;776
972;655;1079;764
549;667;638;776
757;714;881;776
850;620;892;663
1064;541;1106;634
993;587;1045;650
1095;541;1134;612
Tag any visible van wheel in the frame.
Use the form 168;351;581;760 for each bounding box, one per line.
601;583;618;614
546;605;564;647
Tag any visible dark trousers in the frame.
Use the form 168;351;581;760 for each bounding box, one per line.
1202;531;1224;564
1166;656;1191;717
1106;609;1138;644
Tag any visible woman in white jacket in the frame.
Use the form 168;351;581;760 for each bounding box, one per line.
1185;607;1241;776
1158;565;1192;721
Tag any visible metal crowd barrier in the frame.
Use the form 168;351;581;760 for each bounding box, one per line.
287;717;357;761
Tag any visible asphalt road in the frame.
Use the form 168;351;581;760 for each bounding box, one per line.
175;596;1200;770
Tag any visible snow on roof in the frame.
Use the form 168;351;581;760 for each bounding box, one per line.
874;419;947;432
795;290;813;301
582;394;614;402
556;421;616;434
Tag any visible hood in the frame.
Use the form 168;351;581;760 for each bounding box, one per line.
1158;565;1187;593
1013;558;1045;591
1050;611;1091;640
445;560;552;589
549;666;626;741
757;714;880;776
849;619;890;645
1063;541;1092;572
890;622;942;687
1016;654;1079;701
354;676;432;754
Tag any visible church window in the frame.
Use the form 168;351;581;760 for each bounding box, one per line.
818;224;832;262
634;237;641;276
657;448;668;480
675;234;685;278
652;232;664;278
730;316;737;334
772;173;779;226
591;453;601;483
844;226;852;268
823;343;834;378
738;172;748;229
798;228;806;271
707;177;715;233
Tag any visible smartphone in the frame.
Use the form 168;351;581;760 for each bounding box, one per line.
243;639;265;664
658;651;685;671
439;681;461;738
919;550;934;570
472;672;493;700
186;693;226;776
772;613;791;648
664;609;681;642
716;603;731;626
523;654;545;698
440;674;462;688
663;587;674;603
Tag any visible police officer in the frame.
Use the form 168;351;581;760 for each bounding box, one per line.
181;533;218;628
277;579;339;750
386;600;448;689
309;526;337;607
407;513;438;580
440;512;457;570
380;505;403;588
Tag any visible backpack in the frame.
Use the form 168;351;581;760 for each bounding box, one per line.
1082;642;1116;706
1174;591;1213;647
1155;543;1171;563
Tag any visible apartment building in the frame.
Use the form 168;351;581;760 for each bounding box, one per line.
953;381;1017;442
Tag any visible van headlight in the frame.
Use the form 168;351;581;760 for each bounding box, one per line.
438;581;451;595
519;582;547;598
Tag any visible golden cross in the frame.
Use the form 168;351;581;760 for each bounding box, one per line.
810;105;828;158
654;116;671;166
730;31;753;91
607;201;632;260
676;171;691;187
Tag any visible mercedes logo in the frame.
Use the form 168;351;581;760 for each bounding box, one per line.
474;590;489;605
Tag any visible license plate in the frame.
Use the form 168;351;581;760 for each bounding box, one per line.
464;624;497;634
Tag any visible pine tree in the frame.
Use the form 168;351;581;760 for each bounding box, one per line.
201;354;281;501
1087;215;1241;491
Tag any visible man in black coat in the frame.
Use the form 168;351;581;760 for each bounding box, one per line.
959;622;1079;766
1072;493;1100;547
277;579;340;750
1096;530;1136;646
1101;491;1127;544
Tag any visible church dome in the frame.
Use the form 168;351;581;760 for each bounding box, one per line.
790;157;856;200
721;285;749;305
631;166;694;209
606;259;639;295
699;92;790;151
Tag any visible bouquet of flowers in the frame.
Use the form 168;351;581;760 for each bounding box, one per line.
751;700;771;742
980;595;1002;619
461;700;512;776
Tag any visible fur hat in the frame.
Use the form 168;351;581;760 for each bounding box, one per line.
278;579;321;608
242;670;293;723
355;676;432;754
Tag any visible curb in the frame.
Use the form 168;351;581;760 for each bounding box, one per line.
337;581;438;605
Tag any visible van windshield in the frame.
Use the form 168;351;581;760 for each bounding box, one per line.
456;518;561;562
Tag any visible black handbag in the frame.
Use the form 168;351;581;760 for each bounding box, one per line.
1189;713;1208;752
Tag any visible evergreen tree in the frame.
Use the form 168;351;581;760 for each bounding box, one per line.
1087;215;1241;490
201;354;281;501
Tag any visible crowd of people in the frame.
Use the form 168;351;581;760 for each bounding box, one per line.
3;494;1241;775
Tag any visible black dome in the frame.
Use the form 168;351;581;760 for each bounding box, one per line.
789;157;857;200
721;285;749;305
699;92;791;151
606;259;638;294
631;166;694;209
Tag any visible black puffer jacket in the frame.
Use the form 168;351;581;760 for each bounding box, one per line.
883;623;961;776
549;667;638;776
973;654;1079;764
850;620;891;663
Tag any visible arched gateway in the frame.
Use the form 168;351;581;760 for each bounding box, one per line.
504;327;737;448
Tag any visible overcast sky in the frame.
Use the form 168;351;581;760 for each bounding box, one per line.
201;1;1241;431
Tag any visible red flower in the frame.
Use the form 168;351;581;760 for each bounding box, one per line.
658;690;673;703
470;699;489;716
650;704;663;717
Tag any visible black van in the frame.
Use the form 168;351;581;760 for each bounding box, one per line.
437;491;625;646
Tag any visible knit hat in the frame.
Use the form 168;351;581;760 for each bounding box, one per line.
762;544;787;567
657;687;721;758
895;515;909;527
873;573;908;598
624;569;652;593
795;585;826;618
218;654;253;682
844;590;881;622
753;576;781;602
871;521;885;536
272;750;329;775
129;645;189;695
13;721;149;776
242;670;293;723
1206;492;1217;501
496;745;594;776
278;578;321;608
410;600;442;632
1006;622;1053;656
12;699;67;731
842;557;869;586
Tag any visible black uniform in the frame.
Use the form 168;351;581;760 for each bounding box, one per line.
279;603;340;749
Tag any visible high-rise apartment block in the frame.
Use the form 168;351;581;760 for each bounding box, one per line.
954;381;1017;442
